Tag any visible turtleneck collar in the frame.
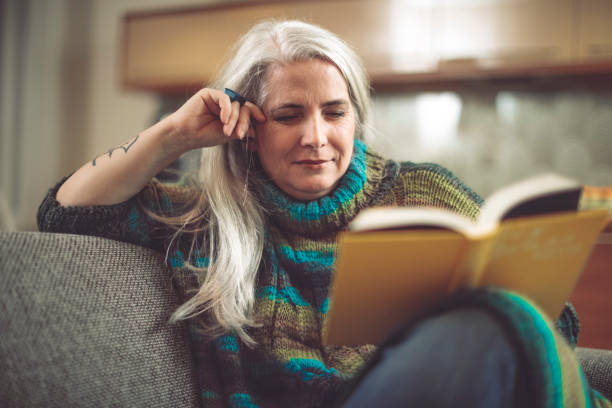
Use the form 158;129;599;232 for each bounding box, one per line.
251;140;395;238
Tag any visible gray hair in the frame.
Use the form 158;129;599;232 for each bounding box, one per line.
211;19;372;140
170;20;372;346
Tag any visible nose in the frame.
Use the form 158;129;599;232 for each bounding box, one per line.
300;115;327;149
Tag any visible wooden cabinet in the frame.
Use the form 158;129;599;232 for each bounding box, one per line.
578;0;612;60
122;0;397;91
432;0;575;68
121;0;612;92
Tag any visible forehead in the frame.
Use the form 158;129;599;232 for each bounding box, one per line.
263;59;349;107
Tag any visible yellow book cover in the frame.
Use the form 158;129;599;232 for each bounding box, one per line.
323;173;610;346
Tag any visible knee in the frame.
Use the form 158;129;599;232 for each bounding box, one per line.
395;308;518;371
343;308;521;408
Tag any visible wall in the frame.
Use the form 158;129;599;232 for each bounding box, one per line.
0;0;230;230
87;0;269;160
371;88;612;196
87;0;205;160
1;0;69;231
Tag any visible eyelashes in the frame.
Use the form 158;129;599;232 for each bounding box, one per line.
274;111;346;123
275;115;298;123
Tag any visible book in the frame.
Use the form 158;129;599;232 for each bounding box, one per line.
323;173;610;345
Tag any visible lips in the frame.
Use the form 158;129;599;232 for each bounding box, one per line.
295;159;329;165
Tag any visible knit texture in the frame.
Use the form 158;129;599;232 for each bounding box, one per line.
38;140;610;408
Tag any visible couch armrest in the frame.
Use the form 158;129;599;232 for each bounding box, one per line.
0;231;200;408
576;347;612;400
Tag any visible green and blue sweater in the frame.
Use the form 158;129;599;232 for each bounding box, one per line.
38;140;610;408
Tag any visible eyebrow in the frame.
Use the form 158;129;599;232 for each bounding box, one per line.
269;99;349;115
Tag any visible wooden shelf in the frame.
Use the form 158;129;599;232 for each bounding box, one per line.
371;61;612;92
121;0;612;93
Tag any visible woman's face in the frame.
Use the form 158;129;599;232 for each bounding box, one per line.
253;59;356;201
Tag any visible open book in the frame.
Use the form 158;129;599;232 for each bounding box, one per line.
323;173;610;345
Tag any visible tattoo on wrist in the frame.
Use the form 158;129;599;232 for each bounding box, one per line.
92;134;140;166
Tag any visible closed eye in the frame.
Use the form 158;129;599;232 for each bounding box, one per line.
275;115;299;123
326;111;345;119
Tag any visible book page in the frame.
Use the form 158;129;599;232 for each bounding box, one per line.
479;173;581;226
349;207;477;235
324;230;468;345
479;210;609;319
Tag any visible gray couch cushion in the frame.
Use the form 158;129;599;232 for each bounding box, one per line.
576;347;612;400
0;231;199;408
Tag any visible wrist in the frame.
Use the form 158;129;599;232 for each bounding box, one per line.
148;115;190;165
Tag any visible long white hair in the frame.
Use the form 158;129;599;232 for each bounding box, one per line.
169;20;372;346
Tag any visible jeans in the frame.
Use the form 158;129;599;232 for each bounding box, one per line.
342;308;527;407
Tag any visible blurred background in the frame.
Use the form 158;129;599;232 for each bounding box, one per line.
1;0;611;231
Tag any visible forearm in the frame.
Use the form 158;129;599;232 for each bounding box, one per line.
56;116;184;207
56;87;265;207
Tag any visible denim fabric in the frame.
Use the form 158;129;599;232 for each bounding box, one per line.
342;308;526;407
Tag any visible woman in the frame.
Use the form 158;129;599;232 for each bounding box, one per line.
38;20;609;408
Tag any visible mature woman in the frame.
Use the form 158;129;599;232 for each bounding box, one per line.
38;20;608;408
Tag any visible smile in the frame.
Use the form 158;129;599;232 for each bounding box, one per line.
295;160;329;165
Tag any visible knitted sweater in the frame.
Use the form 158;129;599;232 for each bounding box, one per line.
38;140;610;408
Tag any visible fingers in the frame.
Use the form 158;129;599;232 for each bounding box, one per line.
203;88;266;140
230;105;248;139
208;90;232;124
245;102;266;123
223;100;242;136
225;101;266;140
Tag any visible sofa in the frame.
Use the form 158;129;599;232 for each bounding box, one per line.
1;231;611;407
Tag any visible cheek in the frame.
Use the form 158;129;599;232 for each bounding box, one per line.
253;124;292;166
253;123;274;153
256;123;299;151
336;120;356;152
335;111;356;138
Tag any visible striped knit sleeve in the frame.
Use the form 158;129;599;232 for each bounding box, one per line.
475;289;611;408
37;175;196;252
394;162;483;220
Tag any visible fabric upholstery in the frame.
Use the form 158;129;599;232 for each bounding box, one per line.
577;347;612;400
0;231;199;408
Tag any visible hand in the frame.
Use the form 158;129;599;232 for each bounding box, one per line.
164;88;266;155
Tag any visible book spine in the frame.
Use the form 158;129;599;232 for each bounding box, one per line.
446;234;498;292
